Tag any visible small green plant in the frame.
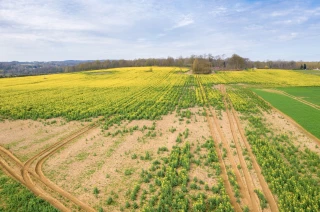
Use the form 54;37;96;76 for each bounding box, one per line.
106;196;113;205
93;187;99;197
157;146;168;154
176;134;182;143
125;201;130;208
133;202;139;209
169;127;176;133
255;189;268;209
124;169;134;176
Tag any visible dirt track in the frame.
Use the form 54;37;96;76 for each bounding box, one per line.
221;84;279;212
0;124;97;212
196;78;242;211
205;107;242;211
221;86;261;212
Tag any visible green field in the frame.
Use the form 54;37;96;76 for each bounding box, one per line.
293;69;320;76
253;89;320;139
277;86;320;106
0;170;58;212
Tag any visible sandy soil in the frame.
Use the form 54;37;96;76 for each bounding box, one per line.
0;119;86;161
263;110;320;154
43;107;212;210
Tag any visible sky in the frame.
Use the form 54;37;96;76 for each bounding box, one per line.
1;0;320;61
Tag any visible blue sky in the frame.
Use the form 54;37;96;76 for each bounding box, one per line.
1;0;320;61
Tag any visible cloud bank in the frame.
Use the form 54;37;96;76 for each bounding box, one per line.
0;0;319;61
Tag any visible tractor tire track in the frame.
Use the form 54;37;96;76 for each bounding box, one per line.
205;108;242;212
196;76;247;211
0;123;98;212
220;85;261;212
223;85;279;211
0;146;23;167
34;125;97;212
0;158;25;185
22;124;96;212
231;106;279;212
209;106;252;209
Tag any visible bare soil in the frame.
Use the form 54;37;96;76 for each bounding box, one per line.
43;108;212;210
0;118;86;161
263;110;320;154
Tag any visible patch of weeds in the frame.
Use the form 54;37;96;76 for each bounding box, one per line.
131;153;137;159
124;168;134;176
93;187;99;197
157;146;169;154
169;127;176;133
140;151;152;160
106;196;114;205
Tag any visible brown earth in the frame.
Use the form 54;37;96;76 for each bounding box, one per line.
43;108;212;210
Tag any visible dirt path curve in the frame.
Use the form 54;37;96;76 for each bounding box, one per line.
205;108;242;212
0;146;23;167
222;85;279;212
0;158;25;184
34;125;97;212
0;123;98;212
0;146;26;184
22;156;71;211
22;124;96;212
263;89;320;110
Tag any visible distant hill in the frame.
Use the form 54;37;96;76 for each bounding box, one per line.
0;60;93;77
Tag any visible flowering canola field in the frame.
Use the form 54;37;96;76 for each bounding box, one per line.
1;67;320;212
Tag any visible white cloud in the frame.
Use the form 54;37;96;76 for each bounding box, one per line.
210;6;227;16
271;11;290;17
245;24;264;30
278;32;298;41
0;0;319;61
171;15;194;29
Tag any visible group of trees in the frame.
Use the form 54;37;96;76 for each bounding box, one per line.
192;58;212;74
67;54;252;74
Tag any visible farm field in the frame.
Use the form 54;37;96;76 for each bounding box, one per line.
253;88;320;139
0;67;320;212
293;69;320;76
277;87;320;106
0;169;58;211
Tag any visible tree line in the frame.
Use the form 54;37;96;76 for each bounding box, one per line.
1;54;319;77
64;54;320;74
